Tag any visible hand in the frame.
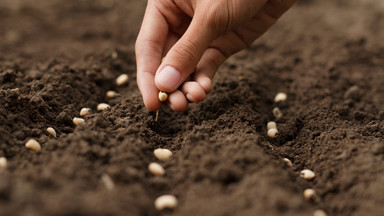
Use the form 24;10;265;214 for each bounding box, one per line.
136;0;296;112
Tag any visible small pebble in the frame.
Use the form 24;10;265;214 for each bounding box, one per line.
300;169;316;180
97;103;110;111
303;188;320;203
80;108;91;117
267;128;278;138
272;107;283;119
274;92;287;103
313;209;328;216
106;90;119;98
148;162;165;176
116;74;129;86
101;174;115;190
0;157;7;168
46;127;56;138
267;121;277;130
155;195;178;211
154;148;173;161
73;117;85;126
158;91;168;102
283;158;293;168
25;139;41;152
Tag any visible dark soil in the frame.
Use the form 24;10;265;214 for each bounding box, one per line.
1;0;383;215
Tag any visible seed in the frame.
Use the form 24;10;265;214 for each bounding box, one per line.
267;128;278;138
274;92;287;103
116;74;129;86
0;157;7;168
272;107;283;119
80;108;92;117
148;162;165;176
46;127;56;138
155;195;178;211
101;173;115;190
267;121;277;130
97;103;110;111
154;148;173;161
158;91;168;102
303;188;320;203
25;139;41;152
313;209;327;216
73;117;85;126
300;169;316;180
283;158;293;168
106;90;119;98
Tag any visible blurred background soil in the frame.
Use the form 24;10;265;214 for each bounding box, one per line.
0;0;383;215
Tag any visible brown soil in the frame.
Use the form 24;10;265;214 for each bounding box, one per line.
1;0;383;215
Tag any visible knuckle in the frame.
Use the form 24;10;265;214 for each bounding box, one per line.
173;39;198;64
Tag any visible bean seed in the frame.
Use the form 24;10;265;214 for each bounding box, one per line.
106;90;119;98
73;117;85;126
116;74;129;86
154;148;173;161
283;158;293;168
0;157;7;168
272;107;283;119
155;195;178;210
267;128;278;138
313;209;327;216
46;127;56;138
101;173;115;190
267;121;277;130
80;108;91;117
274;92;287;103
300;169;315;180
25;139;41;152
97;103;110;111
303;188;320;203
158;91;168;102
148;162;165;176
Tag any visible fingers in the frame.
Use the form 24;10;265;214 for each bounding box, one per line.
167;90;188;112
135;1;168;111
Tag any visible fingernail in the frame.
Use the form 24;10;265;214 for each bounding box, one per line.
186;93;194;102
156;66;181;90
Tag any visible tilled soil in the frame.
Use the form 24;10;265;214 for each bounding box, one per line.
0;0;383;216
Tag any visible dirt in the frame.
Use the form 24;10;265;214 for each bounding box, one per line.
0;0;383;215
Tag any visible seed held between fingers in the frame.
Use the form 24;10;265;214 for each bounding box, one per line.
46;127;56;138
116;74;129;86
148;162;165;176
158;91;168;102
300;169;316;180
154;148;173;161
267;121;277;130
273;107;283;119
80;108;92;117
155;195;178;211
25;139;41;152
267;128;278;138
73;117;85;126
0;157;7;168
274;92;287;103
97;103;110;111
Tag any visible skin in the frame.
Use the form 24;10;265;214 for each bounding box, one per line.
136;0;296;112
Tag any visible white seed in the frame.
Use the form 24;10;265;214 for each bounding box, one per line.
148;162;165;176
283;158;293;168
25;139;41;152
158;91;168;102
116;74;129;86
274;92;287;103
300;169;316;180
73;117;85;126
267;121;277;130
101;173;115;190
154;148;173;161
80;108;91;117
0;157;7;168
46;127;56;138
106;90;119;98
97;103;110;111
272;107;283;119
313;210;328;216
267;128;278;138
155;195;178;211
303;188;320;203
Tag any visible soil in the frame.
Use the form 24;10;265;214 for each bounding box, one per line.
0;0;383;215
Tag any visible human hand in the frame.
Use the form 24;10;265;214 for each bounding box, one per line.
136;0;296;112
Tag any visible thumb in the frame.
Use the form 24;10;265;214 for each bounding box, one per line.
155;18;217;92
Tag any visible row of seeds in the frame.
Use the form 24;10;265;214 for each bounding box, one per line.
268;92;327;216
